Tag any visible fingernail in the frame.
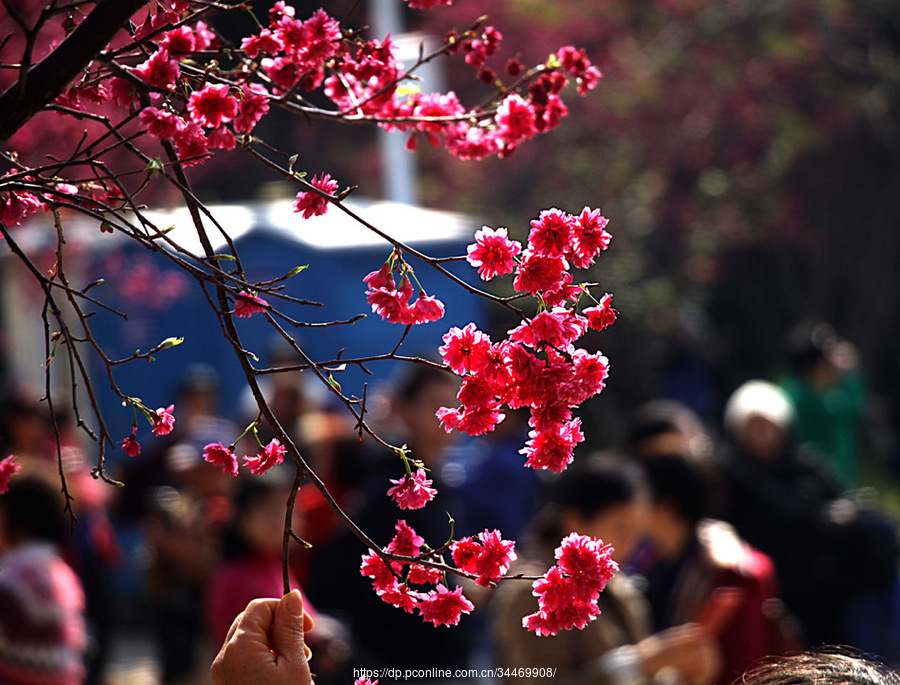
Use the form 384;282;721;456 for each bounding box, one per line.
284;589;303;618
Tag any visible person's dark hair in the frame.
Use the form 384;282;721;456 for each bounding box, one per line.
177;363;220;396
531;452;647;547
553;451;648;520
786;322;836;376
221;476;285;559
0;475;68;545
627;399;704;450
738;650;900;685
643;453;710;524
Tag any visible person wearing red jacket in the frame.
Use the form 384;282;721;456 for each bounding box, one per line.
635;454;800;684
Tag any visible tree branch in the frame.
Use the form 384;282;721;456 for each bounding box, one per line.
0;0;146;141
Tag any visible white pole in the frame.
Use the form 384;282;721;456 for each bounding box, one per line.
370;0;419;205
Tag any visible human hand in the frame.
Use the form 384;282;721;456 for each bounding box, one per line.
211;590;314;685
636;623;721;685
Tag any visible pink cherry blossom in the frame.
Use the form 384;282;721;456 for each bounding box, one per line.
234;290;268;318
569;349;610;404
495;94;537;146
208;126;236;150
528;208;574;258
0;455;21;494
241;29;283;59
512;308;586;349
385;520;424;557
436;404;505;436
292;173;338;219
557;46;603;96
444;123;501;160
262;56;300;93
513;252;567;295
188;84;238;129
408;91;465;145
268;1;295;23
451;529;517;586
542;271;583;307
519;417;584;473
363;262;395;290
466;226;522;281
555;532;618;592
571;207;611;267
407;564;444;586
300;9;342;64
139;107;184;140
387;468;437;510
193;20;217;51
360;550;394;592
407;293;445;324
203;442;240;477
406;0;453;8
134;49;180;90
456;375;499;409
416;584;473;627
234;86;270;133
522;533;618;636
377;579;418;613
584;293;617;331
109;78;136;107
159;26;196;54
152;405;176;436
244;438;286;475
367;287;409;323
529;403;573;433
538;94;568;131
173;121;209;166
0;189;43;226
122;428;141;457
439;323;492;374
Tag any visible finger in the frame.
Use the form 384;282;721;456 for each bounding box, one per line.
270;590;307;664
223;610;243;645
233;598;280;655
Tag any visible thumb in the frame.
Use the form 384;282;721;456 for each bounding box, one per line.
271;590;309;664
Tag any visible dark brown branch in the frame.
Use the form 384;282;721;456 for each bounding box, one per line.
0;0;147;141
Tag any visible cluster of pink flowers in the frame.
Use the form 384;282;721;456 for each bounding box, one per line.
0;455;21;495
234;290;269;318
386;468;437;510
523;533;619;636
405;0;452;9
363;259;446;326
360;520;475;627
452;529;517;586
122;427;141;457
0;184;43;227
65;1;606;172
434;207;615;473
557;46;603;96
200;438;285;477
244;438;287;475
202;442;240;477
292;173;338;219
119;403;176;457
257;5;342;94
151;404;177;436
325;37;402;116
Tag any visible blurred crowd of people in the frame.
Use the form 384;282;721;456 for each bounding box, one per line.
0;321;899;685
